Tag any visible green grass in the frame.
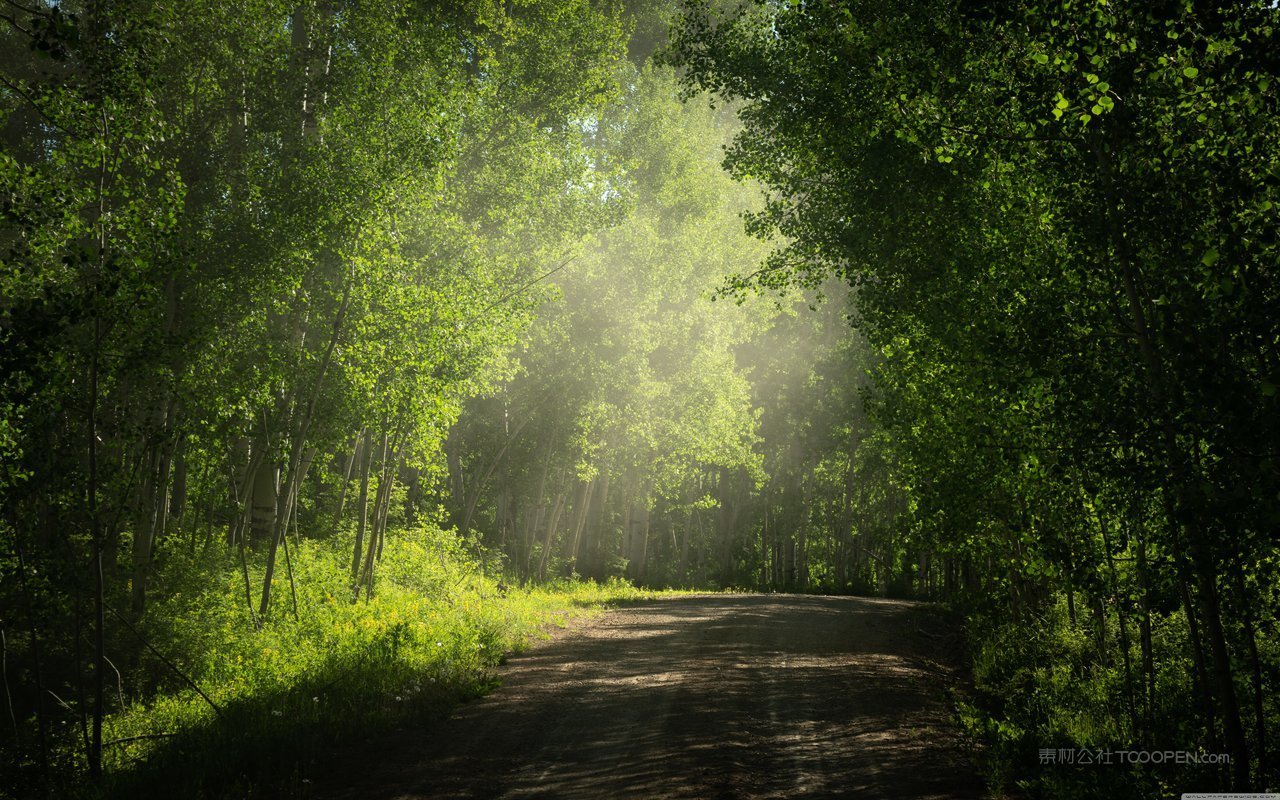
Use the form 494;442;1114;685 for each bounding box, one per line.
47;524;665;800
953;594;1215;799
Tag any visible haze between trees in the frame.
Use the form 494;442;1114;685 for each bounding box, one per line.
2;2;1278;799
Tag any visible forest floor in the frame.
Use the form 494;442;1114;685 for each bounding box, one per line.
313;594;984;799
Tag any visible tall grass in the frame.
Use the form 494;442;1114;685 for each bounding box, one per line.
954;595;1221;799
29;524;653;799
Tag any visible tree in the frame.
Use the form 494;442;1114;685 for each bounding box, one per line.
669;0;1280;790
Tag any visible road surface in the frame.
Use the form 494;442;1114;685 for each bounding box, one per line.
317;594;983;799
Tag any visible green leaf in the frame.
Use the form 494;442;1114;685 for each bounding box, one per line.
1183;66;1199;78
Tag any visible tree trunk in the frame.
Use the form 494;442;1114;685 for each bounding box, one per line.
1234;571;1269;782
248;457;278;549
588;470;610;580
261;280;351;616
131;410;175;617
368;430;391;564
626;501;650;583
760;490;769;588
522;436;554;577
1180;573;1221;769
332;432;362;527
227;436;251;545
461;405;540;534
168;437;188;537
537;491;568;581
566;479;594;575
374;428;405;562
687;508;700;585
1135;512;1154;743
1097;508;1138;737
350;427;374;590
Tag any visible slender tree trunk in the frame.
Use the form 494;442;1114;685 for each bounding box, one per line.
14;541;49;778
1135;512;1155;743
1234;571;1269;782
358;474;384;599
461;406;540;533
373;428;405;562
87;321;104;778
620;499;633;578
169;437;188;537
1090;593;1108;661
404;465;421;526
639;504;651;583
760;490;769;588
87;106;111;777
566;479;594;575
131;419;175;616
227;436;252;545
261;281;351;616
333;431;363;527
626;501;650;583
1064;525;1078;627
281;516;299;621
350;427;374;591
248;457;279;549
1180;573;1220;766
1097;508;1138;737
292;446;316;541
681;504;693;585
588;470;610;580
1190;541;1249;785
537;491;568;581
523;437;553;578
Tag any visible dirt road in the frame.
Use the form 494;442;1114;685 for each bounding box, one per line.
318;594;983;799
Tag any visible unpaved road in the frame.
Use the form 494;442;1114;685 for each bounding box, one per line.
318;594;983;799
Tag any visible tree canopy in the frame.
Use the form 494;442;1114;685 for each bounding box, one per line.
2;1;1278;797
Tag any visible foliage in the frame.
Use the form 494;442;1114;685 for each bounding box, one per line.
447;60;777;588
667;0;1280;794
10;521;652;799
5;1;1278;798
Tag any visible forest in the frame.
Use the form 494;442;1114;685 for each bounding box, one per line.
1;0;1278;798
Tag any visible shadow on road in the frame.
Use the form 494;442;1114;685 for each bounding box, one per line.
319;594;982;800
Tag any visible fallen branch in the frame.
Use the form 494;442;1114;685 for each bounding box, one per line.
105;605;222;717
104;732;178;747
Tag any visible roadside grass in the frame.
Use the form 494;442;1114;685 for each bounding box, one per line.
952;594;1212;800
64;525;661;800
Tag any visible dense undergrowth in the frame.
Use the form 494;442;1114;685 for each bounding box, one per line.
954;595;1273;799
4;524;654;800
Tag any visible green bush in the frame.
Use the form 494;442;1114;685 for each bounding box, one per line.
29;524;655;799
958;594;1221;799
